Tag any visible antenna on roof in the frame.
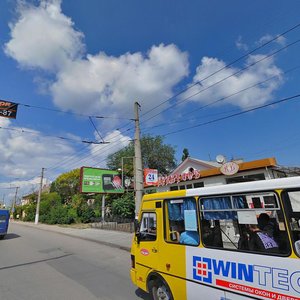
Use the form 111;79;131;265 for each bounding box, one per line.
216;155;226;164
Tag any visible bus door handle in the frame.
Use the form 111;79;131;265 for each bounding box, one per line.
152;247;158;253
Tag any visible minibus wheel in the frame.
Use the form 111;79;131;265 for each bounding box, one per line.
150;279;173;300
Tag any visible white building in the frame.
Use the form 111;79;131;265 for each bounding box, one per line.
156;157;292;192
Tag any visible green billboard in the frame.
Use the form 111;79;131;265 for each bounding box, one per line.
80;167;124;194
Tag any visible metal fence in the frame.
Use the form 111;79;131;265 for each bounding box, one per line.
90;216;135;233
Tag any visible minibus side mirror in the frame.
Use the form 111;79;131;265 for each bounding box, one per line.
134;219;141;244
134;219;140;233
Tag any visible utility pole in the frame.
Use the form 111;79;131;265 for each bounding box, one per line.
35;167;45;225
134;102;143;219
11;187;19;218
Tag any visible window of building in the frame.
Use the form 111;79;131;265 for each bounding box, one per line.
199;192;290;255
226;173;265;184
164;197;199;246
139;212;157;241
194;182;204;188
170;186;179;191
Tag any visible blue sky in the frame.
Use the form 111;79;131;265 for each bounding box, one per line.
0;0;300;205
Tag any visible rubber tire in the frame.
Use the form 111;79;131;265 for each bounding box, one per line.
151;279;173;300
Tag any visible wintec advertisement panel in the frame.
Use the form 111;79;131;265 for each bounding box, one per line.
80;167;124;194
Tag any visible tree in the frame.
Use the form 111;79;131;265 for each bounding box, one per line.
111;192;135;219
182;148;190;161
106;135;177;175
50;169;80;203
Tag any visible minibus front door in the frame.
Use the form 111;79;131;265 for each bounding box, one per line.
134;211;158;290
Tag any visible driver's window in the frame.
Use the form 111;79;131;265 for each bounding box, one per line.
139;212;157;241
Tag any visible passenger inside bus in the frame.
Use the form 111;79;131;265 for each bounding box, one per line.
248;223;279;253
179;230;199;245
201;220;223;247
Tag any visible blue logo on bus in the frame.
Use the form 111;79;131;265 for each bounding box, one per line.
193;256;213;283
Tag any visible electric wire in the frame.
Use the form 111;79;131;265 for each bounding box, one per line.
141;65;300;132
5;23;300;186
141;38;300;125
140;22;300;118
0;126;108;145
161;93;300;137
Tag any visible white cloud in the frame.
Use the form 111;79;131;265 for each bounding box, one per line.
236;36;249;51
183;55;283;109
0;118;132;204
0;118;75;179
4;0;84;72
4;1;189;120
50;44;189;118
257;34;286;47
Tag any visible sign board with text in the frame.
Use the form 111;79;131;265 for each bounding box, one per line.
0;100;18;119
144;168;158;186
80;167;124;194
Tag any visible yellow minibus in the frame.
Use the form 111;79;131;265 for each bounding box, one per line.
130;176;300;300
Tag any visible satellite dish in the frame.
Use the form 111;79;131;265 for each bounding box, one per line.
216;155;225;164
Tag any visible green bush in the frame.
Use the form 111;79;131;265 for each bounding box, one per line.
112;193;135;218
77;203;95;223
23;204;36;222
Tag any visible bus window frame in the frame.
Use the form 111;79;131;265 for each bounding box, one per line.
281;189;300;257
163;197;200;246
138;211;157;242
198;190;291;257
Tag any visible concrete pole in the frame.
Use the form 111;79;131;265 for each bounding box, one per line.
11;187;19;218
35;168;45;225
134;102;143;219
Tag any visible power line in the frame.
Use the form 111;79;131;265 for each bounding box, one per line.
140;22;300;118
142;38;300;125
89;116;105;142
161;93;300;136
0;125;108;145
142;65;300;132
19;102;133;120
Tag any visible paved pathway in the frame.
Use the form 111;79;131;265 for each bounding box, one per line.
11;221;133;252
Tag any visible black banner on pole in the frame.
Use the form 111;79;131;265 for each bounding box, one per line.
0;100;18;119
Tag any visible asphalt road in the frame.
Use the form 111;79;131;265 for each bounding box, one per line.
0;223;150;300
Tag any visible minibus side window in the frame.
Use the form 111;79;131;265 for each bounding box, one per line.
283;190;300;256
199;193;290;255
139;212;157;241
165;197;199;246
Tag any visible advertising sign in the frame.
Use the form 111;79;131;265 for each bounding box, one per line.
0;100;18;119
80;167;124;194
220;161;239;176
144;168;158;186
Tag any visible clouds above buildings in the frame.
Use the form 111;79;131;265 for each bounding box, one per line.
2;0;287;190
182;55;283;109
4;0;284;122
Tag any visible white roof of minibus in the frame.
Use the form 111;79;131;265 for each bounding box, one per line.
186;176;300;197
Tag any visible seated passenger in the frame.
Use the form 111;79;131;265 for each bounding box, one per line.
180;230;199;245
248;224;279;253
258;213;279;238
201;220;223;247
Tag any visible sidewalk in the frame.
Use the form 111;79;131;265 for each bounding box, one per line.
12;221;133;252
